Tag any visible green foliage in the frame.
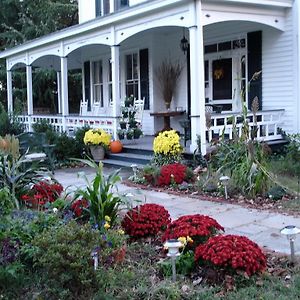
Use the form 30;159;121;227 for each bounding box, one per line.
160;251;195;277
0;154;46;209
32;221;102;299
0;187;14;215
0;103;24;137
211;101;273;197
32;119;58;144
74;159;123;228
54;132;81;161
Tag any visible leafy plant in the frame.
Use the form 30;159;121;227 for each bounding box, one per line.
121;203;171;238
162;214;224;249
73;159;123;228
0;154;46;209
0;187;14;215
195;234;266;276
0;103;24;137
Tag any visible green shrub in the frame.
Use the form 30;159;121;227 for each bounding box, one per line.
0;103;24;137
0;187;14;215
54;132;81;161
32;119;58;144
32;221;126;299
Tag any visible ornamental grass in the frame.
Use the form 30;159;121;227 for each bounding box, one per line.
121;203;171;238
195;234;267;276
162;214;224;248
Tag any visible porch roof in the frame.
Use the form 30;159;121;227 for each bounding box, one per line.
0;0;289;69
0;0;186;60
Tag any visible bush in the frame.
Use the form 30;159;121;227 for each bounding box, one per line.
54;132;82;161
0;103;24;137
32;221;125;299
121;204;171;238
157;163;188;186
32;119;58;145
152;130;183;166
162;215;224;248
195;234;266;276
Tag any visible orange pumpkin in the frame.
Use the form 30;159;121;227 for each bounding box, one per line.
110;140;123;153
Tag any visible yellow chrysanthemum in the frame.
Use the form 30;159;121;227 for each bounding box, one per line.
153;130;182;156
104;222;111;229
118;229;125;235
178;236;187;247
83;129;111;146
187;236;193;243
105;215;111;222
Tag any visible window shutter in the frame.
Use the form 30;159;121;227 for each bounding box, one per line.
84;61;91;103
247;31;262;110
139;48;149;109
95;0;101;17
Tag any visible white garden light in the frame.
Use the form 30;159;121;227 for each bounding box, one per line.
280;225;300;264
164;239;182;282
219;176;230;199
91;249;99;271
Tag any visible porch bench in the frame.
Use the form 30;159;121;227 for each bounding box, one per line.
16;132;56;172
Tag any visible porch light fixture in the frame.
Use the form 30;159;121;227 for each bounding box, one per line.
219;176;230;199
280;225;300;264
164;239;182;282
180;29;189;55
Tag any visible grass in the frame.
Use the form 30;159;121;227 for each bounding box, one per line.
268;159;300;195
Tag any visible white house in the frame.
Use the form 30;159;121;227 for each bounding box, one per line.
0;0;299;154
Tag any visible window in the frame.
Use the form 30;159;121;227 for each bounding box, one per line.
93;60;104;107
125;53;139;99
108;59;113;105
95;0;110;17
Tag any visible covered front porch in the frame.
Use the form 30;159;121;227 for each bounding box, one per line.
1;0;291;153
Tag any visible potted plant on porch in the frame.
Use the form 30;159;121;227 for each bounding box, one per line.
83;129;111;161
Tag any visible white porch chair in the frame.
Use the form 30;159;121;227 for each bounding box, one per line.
92;102;101;116
134;97;145;125
80;100;88;116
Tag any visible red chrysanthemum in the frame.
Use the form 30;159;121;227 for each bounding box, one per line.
71;199;89;217
121;204;171;238
195;235;266;276
162;214;224;247
157;163;187;186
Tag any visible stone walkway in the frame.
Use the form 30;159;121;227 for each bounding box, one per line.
54;166;300;256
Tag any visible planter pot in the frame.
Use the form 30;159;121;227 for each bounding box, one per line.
120;123;127;129
90;145;105;161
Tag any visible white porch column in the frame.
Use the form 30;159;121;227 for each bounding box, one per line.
26;65;33;131
111;45;120;139
6;70;13;113
109;0;115;13
57;71;62;114
189;1;206;155
60;57;69;132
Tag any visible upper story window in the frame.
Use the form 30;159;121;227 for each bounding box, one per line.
95;0;110;17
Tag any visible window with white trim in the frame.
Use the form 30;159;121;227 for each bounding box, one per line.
125;53;139;99
93;60;104;107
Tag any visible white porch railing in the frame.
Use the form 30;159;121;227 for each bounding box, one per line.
17;114;116;136
206;109;284;142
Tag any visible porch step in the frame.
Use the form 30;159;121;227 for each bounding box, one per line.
104;148;153;168
103;158;145;169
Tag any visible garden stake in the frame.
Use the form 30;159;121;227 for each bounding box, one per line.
280;225;300;264
164;240;182;282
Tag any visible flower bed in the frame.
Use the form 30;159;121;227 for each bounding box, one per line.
21;180;63;209
162;214;224;248
121;203;171;238
195;234;267;276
